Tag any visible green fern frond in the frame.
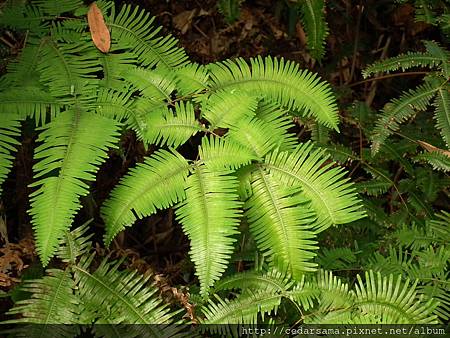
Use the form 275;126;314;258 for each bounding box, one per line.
34;0;84;16
371;82;440;154
176;166;242;298
174;63;209;95
102;149;190;244
316;248;357;270
0;115;21;194
29;110;120;265
356;178;393;196
208;56;339;130
5;268;79;324
202;91;258;129
124;66;176;101
108;3;189;68
99;52;136;90
362;52;442;78
414;151;450;172
0;4;48;31
201;290;282;325
217;0;242;24
74;257;175;324
299;0;329;60
226;117;281;157
142;102;202;147
57;220;93;264
354;271;439;324
0;87;64;124
199;136;257;170
262;142;365;230
245;168;318;278
415;0;438;25
94;88;134;121
434;86;450;148
424;40;450;77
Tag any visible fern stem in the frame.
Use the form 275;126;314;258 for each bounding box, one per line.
348;71;429;87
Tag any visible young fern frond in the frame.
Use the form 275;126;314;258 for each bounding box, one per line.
414;151;450;172
107;3;189;68
176;166;242;298
245;169;318;278
29;110;120;265
0;115;21;194
299;0;329;61
102;149;190;245
208;56;339;130
262;142;365;230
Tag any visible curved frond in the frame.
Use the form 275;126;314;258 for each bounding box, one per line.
199;136;257;170
245;167;318;278
57;220;93;264
262;142;365;230
176;166;242;298
414;151;450;172
108;3;188;68
299;0;329;60
371;82;440;154
424;40;450;77
174;63;209;95
142;102;202;147
202;91;258;129
74;257;175;325
208;56;339;130
0;115;21;194
5;269;79;324
29;110;120;265
124;66;176;100
102;149;190;245
434;86;450;148
354;271;439;324
93;88;134;121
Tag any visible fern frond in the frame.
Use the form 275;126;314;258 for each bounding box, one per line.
201;290;282;325
414;151;450;172
5;269;79;324
93;88;134;121
57;220;93;264
245;168;318;278
99;52;136;90
34;0;84;16
202;91;258;129
0;4;48;31
213;268;293;293
371;82;440;154
199;136;257;170
262;142;365;230
354;271;439;324
316;248;357;270
176;166;242;298
424;40;450;77
362;52;442;78
74;256;175;325
217;0;242;24
29;110;120;265
356;178;393;196
108;3;188;68
174;63;209;95
142;102;202;147
208;56;339;130
226;117;281;157
124;66;176;101
0;115;21;194
434;86;450;148
299;0;329;60
0;87;64;124
102;149;190;245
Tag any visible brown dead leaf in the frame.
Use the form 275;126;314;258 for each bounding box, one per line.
173;9;198;35
88;3;110;53
417;140;450;158
392;4;414;26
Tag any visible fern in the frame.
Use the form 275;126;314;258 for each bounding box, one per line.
299;0;329;61
0;115;21;194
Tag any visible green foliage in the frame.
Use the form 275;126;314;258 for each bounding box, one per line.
217;0;243;24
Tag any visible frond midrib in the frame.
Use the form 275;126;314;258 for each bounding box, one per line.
44;268;72;324
261;163;335;224
73;265;151;324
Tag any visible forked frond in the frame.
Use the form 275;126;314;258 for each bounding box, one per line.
245;168;318;278
0;115;21;194
262;142;365;230
176;166;242;298
108;3;189;68
208;56;339;130
29;110;120;265
102;149;190;245
199;136;257;170
299;0;329;60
